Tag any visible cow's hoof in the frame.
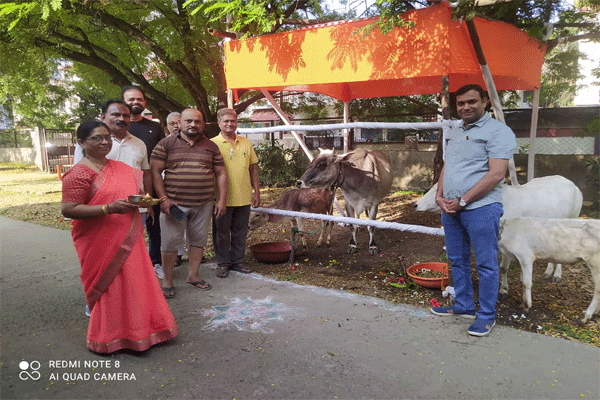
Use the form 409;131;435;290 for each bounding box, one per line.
499;292;509;301
347;245;357;254
368;247;378;255
551;276;562;283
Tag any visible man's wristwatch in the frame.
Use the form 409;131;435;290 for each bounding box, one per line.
459;197;467;207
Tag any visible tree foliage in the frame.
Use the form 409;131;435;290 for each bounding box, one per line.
0;0;233;126
0;0;330;127
0;0;597;130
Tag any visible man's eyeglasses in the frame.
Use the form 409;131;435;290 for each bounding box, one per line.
167;122;179;126
86;135;112;143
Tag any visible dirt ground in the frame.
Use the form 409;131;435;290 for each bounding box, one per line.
244;188;600;346
0;164;598;346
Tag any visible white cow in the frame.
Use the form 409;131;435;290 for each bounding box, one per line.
498;217;600;323
414;175;583;294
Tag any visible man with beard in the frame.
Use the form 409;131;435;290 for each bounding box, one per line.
150;108;228;299
121;86;165;277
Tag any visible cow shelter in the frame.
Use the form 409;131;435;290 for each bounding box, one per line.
225;2;545;152
224;2;546;233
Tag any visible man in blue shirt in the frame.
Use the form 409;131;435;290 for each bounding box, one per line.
430;84;517;337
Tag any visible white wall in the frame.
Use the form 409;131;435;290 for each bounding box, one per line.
0;148;36;163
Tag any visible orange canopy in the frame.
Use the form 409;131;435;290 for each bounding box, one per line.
224;3;546;102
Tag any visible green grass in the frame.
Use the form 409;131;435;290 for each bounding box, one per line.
548;323;600;346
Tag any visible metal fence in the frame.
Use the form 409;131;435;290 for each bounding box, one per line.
516;137;596;155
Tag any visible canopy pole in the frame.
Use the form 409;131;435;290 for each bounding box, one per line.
527;89;540;182
227;90;233;108
466;19;519;186
343;101;350;153
434;75;451;184
259;88;347;217
259;88;313;161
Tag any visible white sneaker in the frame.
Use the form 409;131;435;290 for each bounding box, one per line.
85;304;91;317
154;264;164;279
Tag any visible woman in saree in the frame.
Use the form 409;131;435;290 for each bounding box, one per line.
61;121;178;353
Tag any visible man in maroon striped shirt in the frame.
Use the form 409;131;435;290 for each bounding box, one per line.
150;108;228;299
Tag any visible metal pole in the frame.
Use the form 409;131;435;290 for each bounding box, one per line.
466;19;519;186
343;101;350;153
259;88;313;161
527;89;540;182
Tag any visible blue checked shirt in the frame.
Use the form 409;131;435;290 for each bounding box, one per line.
442;112;517;210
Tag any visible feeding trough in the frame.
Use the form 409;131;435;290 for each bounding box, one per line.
407;262;449;289
250;241;292;264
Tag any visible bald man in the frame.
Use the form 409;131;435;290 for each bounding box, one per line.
150;108;228;298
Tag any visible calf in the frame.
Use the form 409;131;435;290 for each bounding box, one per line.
249;188;335;253
414;175;583;286
498;217;600;323
297;148;392;254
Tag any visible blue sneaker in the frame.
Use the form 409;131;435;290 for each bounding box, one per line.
85;304;91;317
467;319;496;337
430;305;476;319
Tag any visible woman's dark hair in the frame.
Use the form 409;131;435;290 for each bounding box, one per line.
76;121;110;142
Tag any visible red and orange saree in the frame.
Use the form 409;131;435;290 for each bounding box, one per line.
62;160;177;353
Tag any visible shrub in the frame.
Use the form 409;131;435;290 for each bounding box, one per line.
255;141;307;187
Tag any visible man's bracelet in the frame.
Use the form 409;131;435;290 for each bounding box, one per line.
159;196;168;203
102;204;109;215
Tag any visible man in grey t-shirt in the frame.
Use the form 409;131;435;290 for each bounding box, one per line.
430;84;517;337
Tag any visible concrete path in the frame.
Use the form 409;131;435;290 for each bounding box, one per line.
1;217;599;400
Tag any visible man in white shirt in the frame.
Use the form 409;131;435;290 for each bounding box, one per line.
75;99;152;199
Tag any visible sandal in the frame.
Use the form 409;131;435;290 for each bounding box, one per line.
187;280;212;291
230;265;252;274
162;287;175;299
216;266;229;278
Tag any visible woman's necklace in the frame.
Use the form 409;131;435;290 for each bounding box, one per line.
86;156;107;171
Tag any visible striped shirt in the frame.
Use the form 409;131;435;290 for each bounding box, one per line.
151;134;225;207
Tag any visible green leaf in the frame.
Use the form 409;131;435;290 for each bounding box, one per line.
388;282;406;288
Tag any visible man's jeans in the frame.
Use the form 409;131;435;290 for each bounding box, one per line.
441;202;503;320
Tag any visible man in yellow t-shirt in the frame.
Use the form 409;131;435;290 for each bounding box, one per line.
211;108;261;278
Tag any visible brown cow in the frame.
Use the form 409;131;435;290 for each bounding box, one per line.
296;148;392;254
248;188;335;253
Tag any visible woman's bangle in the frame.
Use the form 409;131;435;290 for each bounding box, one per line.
101;204;109;215
159;196;168;203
